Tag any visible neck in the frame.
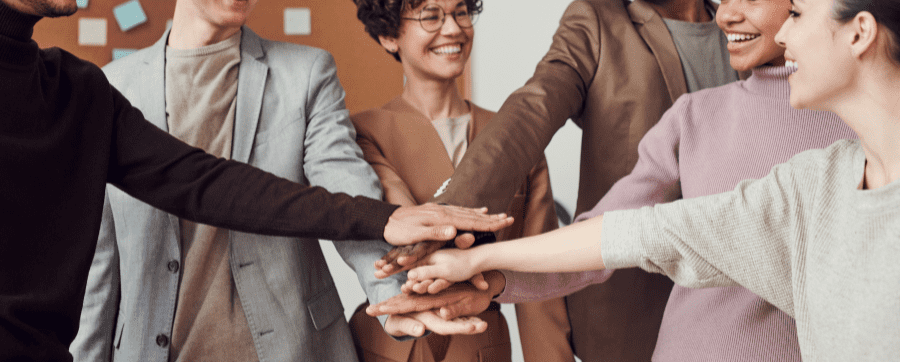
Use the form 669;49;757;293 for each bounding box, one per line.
168;5;241;49
647;0;712;22
0;0;41;41
834;68;900;189
401;76;468;120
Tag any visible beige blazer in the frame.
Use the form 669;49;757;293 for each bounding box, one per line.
431;0;728;360
351;96;562;362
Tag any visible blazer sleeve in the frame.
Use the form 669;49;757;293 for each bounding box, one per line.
296;51;406;323
104;78;398;241
520;157;559;237
69;191;120;362
432;0;605;212
355;135;417;207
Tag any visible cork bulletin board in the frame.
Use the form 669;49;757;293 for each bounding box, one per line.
31;0;471;114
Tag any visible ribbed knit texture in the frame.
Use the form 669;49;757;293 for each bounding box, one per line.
554;66;853;361
603;139;900;361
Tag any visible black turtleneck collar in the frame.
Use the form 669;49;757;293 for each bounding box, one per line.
0;0;42;66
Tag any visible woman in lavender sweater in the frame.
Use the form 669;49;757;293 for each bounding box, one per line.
379;0;900;358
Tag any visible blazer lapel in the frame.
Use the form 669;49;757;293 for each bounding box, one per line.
141;28;181;241
231;27;269;163
140;28;170;132
629;0;687;103
383;97;456;200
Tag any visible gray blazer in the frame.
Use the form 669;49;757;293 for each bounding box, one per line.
69;27;404;362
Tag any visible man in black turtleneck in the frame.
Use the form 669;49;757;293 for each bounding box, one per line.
0;0;511;360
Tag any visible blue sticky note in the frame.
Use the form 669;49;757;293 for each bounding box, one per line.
113;0;147;32
76;0;88;9
112;48;138;60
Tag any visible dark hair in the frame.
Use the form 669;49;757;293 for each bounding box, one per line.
833;0;900;63
352;0;483;62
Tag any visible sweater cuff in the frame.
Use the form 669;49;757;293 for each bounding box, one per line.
350;196;399;241
600;208;653;270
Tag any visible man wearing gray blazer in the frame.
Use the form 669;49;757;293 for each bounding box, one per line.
68;0;485;361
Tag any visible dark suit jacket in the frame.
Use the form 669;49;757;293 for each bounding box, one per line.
431;0;724;360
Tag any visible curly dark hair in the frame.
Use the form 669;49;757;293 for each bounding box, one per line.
352;0;483;61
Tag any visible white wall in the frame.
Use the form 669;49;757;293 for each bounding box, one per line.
321;1;582;361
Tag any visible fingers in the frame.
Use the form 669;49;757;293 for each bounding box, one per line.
468;273;488;291
366;293;464;316
407;265;450;283
382;204;512;246
412;311;487;335
384;315;426;337
397;239;446;266
454;233;476;249
427;279;453;294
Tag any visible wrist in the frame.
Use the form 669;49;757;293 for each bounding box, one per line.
483;270;506;298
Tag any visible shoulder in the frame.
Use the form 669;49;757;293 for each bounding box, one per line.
101;46;152;91
42;47;110;89
253;35;333;70
576;0;627;17
350;107;396;134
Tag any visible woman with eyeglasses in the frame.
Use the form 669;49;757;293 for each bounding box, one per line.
382;0;900;358
347;0;568;361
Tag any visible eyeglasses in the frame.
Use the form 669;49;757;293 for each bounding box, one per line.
401;4;479;33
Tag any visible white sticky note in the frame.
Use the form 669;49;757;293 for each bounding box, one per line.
78;18;107;46
284;8;311;35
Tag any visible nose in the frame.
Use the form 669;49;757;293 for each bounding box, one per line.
440;12;463;35
774;18;790;48
716;0;745;25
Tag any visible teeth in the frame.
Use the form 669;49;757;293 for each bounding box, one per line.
785;60;798;69
432;45;461;55
727;33;760;42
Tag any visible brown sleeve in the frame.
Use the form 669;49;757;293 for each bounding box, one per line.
520;157;559;237
515;159;575;362
107;87;397;241
355;133;418;207
431;0;605;212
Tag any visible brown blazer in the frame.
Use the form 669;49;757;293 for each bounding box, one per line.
431;0;726;360
351;97;562;361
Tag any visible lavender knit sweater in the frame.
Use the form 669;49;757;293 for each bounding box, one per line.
497;67;857;361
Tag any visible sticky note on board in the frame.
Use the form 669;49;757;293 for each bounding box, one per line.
78;18;106;46
112;49;138;60
284;8;311;35
76;0;88;9
113;0;148;32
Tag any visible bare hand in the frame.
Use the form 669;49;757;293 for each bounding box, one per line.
383;310;487;337
382;203;512;247
401;273;488;295
375;230;494;279
369;272;505;320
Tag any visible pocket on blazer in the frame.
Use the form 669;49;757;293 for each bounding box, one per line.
114;309;126;349
306;286;345;331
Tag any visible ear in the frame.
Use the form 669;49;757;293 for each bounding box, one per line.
379;35;400;54
848;11;879;59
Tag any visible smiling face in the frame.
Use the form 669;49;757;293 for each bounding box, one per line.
775;0;856;110
717;0;793;71
380;0;474;84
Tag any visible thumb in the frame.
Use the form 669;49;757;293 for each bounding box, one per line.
384;315;426;337
407;265;444;282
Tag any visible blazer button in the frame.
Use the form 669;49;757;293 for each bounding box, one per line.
156;334;169;347
167;260;179;273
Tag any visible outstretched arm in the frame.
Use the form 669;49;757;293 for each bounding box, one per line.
377;0;611;270
401;215;608;283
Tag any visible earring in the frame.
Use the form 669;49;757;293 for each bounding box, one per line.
389;47;398;53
